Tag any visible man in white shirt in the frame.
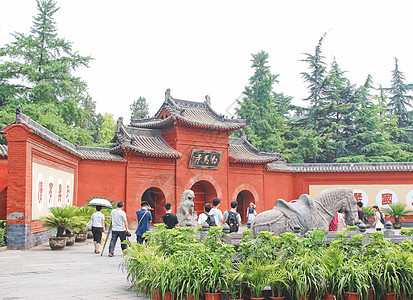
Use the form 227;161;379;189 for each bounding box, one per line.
210;198;223;225
197;203;218;227
108;201;130;257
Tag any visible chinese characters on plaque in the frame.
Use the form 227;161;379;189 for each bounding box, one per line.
188;149;222;170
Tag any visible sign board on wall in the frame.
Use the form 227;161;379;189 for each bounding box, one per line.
309;185;413;209
32;162;74;220
188;149;222;170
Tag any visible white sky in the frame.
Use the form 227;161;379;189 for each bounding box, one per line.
1;0;413;123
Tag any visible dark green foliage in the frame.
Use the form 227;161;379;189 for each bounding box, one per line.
236;34;413;163
0;220;6;247
130;97;149;120
0;0;115;146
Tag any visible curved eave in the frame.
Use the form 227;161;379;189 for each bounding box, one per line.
113;145;182;159
229;156;279;164
176;118;245;131
131;117;175;129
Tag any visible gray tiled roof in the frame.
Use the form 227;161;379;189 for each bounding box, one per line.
229;137;279;164
131;91;246;131
1;112;124;162
111;125;182;159
0;145;7;157
78;147;125;162
267;161;413;172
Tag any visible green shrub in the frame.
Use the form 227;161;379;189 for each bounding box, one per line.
0;220;6;247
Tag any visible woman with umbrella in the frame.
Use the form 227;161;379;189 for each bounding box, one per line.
90;205;106;253
88;198;112;254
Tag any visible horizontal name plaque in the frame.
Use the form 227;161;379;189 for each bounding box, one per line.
188;149;222;170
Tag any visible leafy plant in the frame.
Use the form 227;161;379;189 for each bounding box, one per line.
243;259;273;298
337;258;370;298
361;206;375;219
40;206;82;237
383;203;413;224
0;220;6;247
345;225;358;231
401;228;413;236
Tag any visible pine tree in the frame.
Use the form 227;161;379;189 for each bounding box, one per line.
235;51;284;153
388;58;413;130
0;0;97;145
300;33;329;133
130;97;149;120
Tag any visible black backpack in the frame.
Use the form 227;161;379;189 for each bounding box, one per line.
226;210;239;233
380;212;385;225
204;213;216;227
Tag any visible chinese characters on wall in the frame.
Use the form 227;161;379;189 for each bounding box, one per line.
188;149;222;170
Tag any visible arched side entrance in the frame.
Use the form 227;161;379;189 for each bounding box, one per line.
236;190;255;223
141;187;166;223
190;180;217;216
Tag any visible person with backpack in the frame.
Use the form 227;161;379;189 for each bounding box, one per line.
197;203;217;227
373;205;385;231
222;201;242;233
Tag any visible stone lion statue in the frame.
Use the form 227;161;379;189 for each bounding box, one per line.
177;190;197;227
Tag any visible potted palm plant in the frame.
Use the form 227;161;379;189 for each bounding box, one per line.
320;248;346;300
337;259;370;300
268;262;288;300
244;259;272;300
200;252;229;300
382;203;413;229
40;206;80;250
227;263;248;300
361;207;375;228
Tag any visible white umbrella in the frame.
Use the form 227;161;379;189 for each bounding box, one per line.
88;198;113;209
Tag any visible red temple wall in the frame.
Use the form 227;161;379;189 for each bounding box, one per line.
0;158;7;220
172;127;231;211
77;160;126;207
228;163;265;221
264;171;295;210
124;155;176;226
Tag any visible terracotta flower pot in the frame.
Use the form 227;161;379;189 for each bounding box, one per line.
184;294;195;300
344;292;358;300
324;294;336;300
385;293;396;300
49;237;67;250
204;293;222;300
164;292;172;300
270;297;285;300
152;290;161;300
62;234;75;246
250;298;264;300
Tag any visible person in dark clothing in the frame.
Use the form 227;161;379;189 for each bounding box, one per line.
162;203;179;229
357;201;365;222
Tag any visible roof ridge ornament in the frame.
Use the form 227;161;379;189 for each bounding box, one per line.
16;104;22;119
205;95;211;105
116;117;123;133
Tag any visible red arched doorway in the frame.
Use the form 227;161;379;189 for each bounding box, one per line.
190;181;217;216
141;187;166;223
236;190;255;223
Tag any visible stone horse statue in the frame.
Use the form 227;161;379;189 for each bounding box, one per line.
177;190;198;227
251;188;358;236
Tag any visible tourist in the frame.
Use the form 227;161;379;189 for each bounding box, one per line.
90;205;106;254
108;201;130;257
210;198;223;224
373;205;385;231
246;202;257;224
136;201;152;243
162;203;178;229
329;213;339;231
197;203;217;227
222;201;242;233
357;202;365;222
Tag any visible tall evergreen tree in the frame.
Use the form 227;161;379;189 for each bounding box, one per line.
235;51;284;153
388;58;413;130
130;97;149;120
0;0;98;145
300;33;329;133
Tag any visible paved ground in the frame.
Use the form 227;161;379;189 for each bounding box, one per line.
0;235;144;300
